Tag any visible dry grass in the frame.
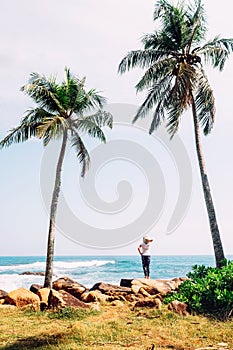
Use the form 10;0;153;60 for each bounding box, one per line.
0;305;233;349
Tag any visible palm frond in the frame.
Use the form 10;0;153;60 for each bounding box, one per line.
0;108;51;148
133;88;159;123
166;101;184;137
165;7;185;50
133;73;173;125
64;67;82;87
0;124;37;148
148;79;174;134
169;63;195;109
154;0;206;52
37;116;69;146
61;69;86;112
75;115;108;143
60;68;106;113
135;57;175;91
21;72;65;114
70;86;89;113
142;33;160;49
198;37;233;70
142;32;182;56
84;110;113;129
185;0;207;48
118;49;168;74
72;89;106;115
70;131;90;177
154;0;173;21
195;70;215;134
87;89;107;109
153;0;188;51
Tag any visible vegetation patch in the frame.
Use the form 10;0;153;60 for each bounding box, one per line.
1;305;233;349
47;306;100;320
164;261;233;320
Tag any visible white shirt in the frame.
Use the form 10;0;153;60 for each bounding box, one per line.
139;242;151;256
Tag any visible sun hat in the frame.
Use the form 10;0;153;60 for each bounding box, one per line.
143;235;154;244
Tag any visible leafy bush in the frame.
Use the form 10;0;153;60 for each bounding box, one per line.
164;261;233;320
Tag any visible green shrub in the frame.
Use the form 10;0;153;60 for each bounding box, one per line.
164;261;233;320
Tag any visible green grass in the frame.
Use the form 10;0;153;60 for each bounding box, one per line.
0;305;233;349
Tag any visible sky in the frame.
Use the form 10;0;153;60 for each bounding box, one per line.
0;0;233;257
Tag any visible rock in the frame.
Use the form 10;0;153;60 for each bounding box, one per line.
48;289;65;309
137;287;164;302
217;343;228;348
120;279;134;288
138;287;153;298
131;279;170;295
154;293;163;302
20;271;45;276
20;304;40;311
124;293;144;303
59;290;90;309
88;283;133;304
89;302;101;312
81;291;98;303
110;300;124;307
117;294;127;302
134;298;162;309
153;298;162;309
170;277;187;289
0;290;7;299
37;288;50;310
52;277;86;299
30;284;43;294
4;288;40;310
37;288;50;303
81;290;109;304
90;282;131;294
165;277;187;291
131;278;185;296
168;300;190;316
102;291;127;300
0;304;17;310
48;289;90;309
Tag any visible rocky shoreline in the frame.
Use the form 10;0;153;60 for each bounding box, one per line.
0;276;189;316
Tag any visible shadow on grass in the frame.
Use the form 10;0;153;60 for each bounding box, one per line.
1;332;68;350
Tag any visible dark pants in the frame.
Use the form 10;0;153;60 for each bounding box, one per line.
141;255;150;277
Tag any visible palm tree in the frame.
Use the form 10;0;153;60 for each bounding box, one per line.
118;0;233;267
0;68;113;287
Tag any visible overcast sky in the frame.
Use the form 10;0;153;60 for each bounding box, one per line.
0;0;233;257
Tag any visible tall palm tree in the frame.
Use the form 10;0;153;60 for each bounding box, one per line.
118;0;233;267
0;68;113;287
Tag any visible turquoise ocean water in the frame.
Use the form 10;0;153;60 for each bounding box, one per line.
0;255;232;292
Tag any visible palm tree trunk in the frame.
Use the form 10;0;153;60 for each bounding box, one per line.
44;131;68;288
191;95;225;268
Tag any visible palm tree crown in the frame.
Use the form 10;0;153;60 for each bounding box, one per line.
1;68;112;176
119;0;233;136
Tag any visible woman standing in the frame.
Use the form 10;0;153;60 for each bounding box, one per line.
138;236;154;279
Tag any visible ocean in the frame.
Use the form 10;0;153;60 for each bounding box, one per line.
0;255;232;292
